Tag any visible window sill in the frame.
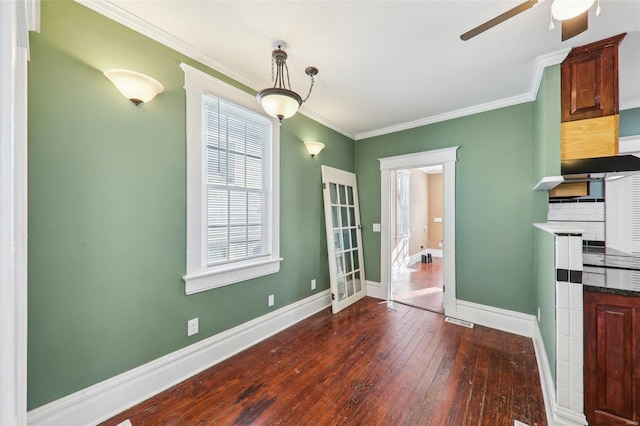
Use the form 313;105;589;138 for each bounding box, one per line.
183;257;283;295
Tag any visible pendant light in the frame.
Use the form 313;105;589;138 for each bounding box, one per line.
256;41;318;122
551;0;595;21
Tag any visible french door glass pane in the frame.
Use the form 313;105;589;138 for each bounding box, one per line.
347;186;354;205
333;230;342;251
351;229;358;249
346;274;354;296
330;183;338;204
339;185;346;204
342;229;350;250
345;251;352;274
341;207;348;228
355;271;362;292
331;206;340;228
337;276;346;301
336;253;344;276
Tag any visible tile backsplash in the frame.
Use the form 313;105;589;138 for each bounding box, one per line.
548;201;605;243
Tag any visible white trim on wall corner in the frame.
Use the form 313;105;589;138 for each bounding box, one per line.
365;280;387;300
455;300;535;338
27;290;332;426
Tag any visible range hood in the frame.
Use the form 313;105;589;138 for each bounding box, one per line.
534;153;640;191
561;155;640;182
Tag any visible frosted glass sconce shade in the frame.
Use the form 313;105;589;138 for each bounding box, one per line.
304;141;325;157
104;69;164;105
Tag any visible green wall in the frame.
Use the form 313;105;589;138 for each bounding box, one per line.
27;0;354;409
534;64;561;182
620;107;640;137
355;103;548;313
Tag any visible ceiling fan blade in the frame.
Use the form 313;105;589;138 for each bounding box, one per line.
460;0;538;41
562;11;588;41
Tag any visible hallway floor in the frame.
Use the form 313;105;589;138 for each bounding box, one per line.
392;256;443;313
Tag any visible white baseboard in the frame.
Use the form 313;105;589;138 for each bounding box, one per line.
407;249;443;266
455;300;535;337
533;320;557;426
365;280;387;300
27;289;332;426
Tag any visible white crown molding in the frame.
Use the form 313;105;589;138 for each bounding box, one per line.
74;0;355;140
28;289;331;426
356;49;571;141
26;0;40;32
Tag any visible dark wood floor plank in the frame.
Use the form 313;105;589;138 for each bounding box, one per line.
101;298;546;426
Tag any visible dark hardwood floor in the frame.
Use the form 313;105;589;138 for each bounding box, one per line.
102;298;546;426
392;257;443;313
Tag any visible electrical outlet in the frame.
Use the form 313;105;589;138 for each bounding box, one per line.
311;279;317;290
373;223;381;232
268;294;275;307
187;318;199;336
537;307;541;322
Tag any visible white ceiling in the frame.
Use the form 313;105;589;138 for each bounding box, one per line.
91;0;640;139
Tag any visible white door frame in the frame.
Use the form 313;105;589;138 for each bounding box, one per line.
1;0;36;424
379;147;459;317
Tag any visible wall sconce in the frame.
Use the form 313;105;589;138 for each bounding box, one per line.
104;69;164;105
304;141;325;157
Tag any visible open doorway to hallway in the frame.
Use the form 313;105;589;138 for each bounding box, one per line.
390;166;444;313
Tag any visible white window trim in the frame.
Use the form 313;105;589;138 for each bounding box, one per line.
181;63;281;295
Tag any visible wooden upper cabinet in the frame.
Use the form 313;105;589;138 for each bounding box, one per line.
561;33;626;123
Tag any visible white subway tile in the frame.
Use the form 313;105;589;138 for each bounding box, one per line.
558;386;570;408
569;284;583;310
557;332;570;362
570;336;583;365
558;308;570;336
570;363;583;392
570;310;583;339
557;360;570;388
557;282;570;309
570;390;584;413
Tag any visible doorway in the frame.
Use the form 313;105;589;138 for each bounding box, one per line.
390;167;444;313
379;147;459;318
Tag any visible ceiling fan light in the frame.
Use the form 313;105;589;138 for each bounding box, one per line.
551;0;595;21
257;88;302;121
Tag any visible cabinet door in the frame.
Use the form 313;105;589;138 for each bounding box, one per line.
561;34;625;123
584;291;640;426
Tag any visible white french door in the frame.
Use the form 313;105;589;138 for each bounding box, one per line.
321;166;367;313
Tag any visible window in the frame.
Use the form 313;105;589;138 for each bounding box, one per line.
396;170;410;238
181;63;281;295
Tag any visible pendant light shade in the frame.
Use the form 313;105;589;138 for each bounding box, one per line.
257;88;303;121
256;42;318;122
551;0;595;20
104;69;164;105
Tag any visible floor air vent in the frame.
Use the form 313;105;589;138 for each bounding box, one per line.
444;317;474;328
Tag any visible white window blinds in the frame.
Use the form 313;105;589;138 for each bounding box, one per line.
203;94;272;266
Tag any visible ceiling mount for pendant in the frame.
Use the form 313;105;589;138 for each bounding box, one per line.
256;40;318;122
